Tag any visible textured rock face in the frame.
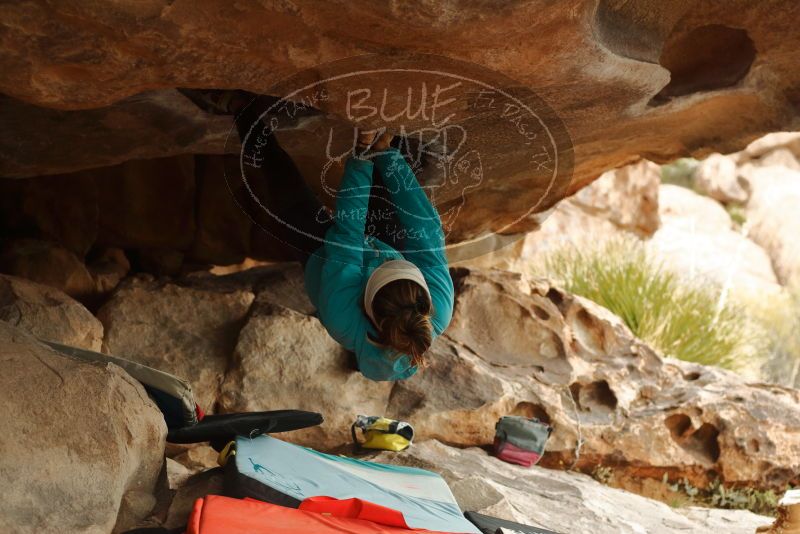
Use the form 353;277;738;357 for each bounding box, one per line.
377;440;772;534
124;264;800;491
400;268;800;493
2;0;800;250
0;321;166;533
0;239;132;302
97;276;254;412
219;301;393;448
0;274;103;350
0;91;232;178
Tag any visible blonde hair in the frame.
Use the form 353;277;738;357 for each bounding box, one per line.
370;279;433;367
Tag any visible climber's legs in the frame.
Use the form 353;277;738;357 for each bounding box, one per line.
233;101;332;264
365;166;405;251
183;88;408;259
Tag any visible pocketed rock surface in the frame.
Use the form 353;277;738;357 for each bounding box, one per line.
101;263;800;492
397;268;800;490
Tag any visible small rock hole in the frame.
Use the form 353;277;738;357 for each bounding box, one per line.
532;305;550;321
570;380;618;413
665;413;693;439
664;414;720;464
691;423;721;463
511;401;552;425
649;24;756;106
545;288;565;311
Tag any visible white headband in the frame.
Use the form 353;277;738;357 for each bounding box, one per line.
364;259;431;326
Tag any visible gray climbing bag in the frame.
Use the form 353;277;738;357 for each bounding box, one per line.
493;415;552;467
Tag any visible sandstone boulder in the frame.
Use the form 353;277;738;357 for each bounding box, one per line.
199;265;800;492
377;440;773;534
568;159;661;237
88;248;131;296
746;166;800;285
0;321;166;533
694;153;749;204
168;444;219;478
185;264;394;446
97;276;254;412
219;301;393;449
647;185;780;297
657;184;733;233
517;202;630;262
0;274;103;350
182;263;316;318
647;224;781;297
509;175;780;298
392;269;800;492
756;148;800;171
735;132;800;164
0;239;96;299
515;160;661;264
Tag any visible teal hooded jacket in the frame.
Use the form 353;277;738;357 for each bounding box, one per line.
304;148;454;381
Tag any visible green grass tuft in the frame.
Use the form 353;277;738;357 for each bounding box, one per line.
726;204;747;227
532;237;753;369
749;283;800;387
660;158;699;189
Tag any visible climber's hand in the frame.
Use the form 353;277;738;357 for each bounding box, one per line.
355;129;394;152
356;129;378;149
373;131;394;151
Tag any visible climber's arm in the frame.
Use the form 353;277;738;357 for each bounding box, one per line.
317;156;373;348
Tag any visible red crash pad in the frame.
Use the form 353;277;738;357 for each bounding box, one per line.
187;494;463;534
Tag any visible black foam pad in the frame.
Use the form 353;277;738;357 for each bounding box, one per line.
464;511;561;534
166;410;323;444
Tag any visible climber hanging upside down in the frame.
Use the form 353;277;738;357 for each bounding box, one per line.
183;89;454;381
